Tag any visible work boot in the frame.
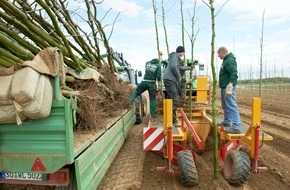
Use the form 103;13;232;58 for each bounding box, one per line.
224;128;241;134
173;120;177;125
173;120;180;127
217;122;231;127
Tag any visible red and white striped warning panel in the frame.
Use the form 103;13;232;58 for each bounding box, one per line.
143;127;164;151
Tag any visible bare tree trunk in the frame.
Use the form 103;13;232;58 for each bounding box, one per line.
162;0;170;56
180;0;185;50
0;23;40;55
259;9;265;97
152;0;161;60
87;0;104;68
95;19;116;72
0;32;35;61
37;0;83;71
184;0;199;121
187;0;199;64
208;0;218;179
48;0;96;62
203;0;229;179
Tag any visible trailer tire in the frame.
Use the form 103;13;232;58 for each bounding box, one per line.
223;150;250;186
135;98;143;124
177;150;198;187
56;167;77;190
141;94;147;116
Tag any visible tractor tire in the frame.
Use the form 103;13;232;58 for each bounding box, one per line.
134;98;143;124
223;150;250;186
177;150;198;187
141;94;147;116
56;167;77;190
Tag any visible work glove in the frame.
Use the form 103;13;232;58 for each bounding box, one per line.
179;77;186;84
225;83;233;96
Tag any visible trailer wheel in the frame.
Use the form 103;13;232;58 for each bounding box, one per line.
141;94;147;116
177;150;198;187
135;98;143;124
223;150;250;186
56;167;77;190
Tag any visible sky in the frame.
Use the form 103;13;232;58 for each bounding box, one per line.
95;0;290;79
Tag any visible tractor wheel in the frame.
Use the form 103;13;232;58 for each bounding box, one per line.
56;167;77;190
134;98;143;124
223;150;250;186
141;94;147;116
177;150;198;187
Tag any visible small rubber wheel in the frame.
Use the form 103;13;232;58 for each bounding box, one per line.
177;150;198;187
223;150;250;186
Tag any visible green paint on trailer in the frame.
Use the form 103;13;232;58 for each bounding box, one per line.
74;108;135;190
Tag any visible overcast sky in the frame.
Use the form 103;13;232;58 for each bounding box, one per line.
96;0;290;79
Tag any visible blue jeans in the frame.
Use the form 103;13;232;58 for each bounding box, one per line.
221;86;241;130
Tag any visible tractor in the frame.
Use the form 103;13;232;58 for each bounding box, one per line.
143;60;273;186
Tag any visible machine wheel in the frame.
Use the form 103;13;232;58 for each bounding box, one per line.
141;94;147;116
56;167;77;190
177;150;198;187
134;98;143;124
223;150;250;186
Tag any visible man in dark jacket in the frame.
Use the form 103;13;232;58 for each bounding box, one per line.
217;47;241;134
163;46;189;125
129;58;161;118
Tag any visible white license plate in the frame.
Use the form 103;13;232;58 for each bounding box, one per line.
3;172;43;180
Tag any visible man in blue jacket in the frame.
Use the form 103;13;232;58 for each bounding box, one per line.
217;47;241;134
129;58;161;118
163;46;189;125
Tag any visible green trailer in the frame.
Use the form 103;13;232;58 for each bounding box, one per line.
0;75;136;189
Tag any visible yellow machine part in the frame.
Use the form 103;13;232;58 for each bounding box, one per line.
163;99;173;134
220;97;273;158
196;76;208;104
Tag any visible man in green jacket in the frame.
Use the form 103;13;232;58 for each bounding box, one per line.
217;47;241;134
129;58;161;118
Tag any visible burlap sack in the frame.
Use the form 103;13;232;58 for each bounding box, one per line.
0;66;15;76
0;104;26;124
0;74;13;105
23;74;53;119
22;47;66;86
11;67;40;106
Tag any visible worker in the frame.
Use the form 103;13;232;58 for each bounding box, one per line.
217;47;241;134
163;46;189;125
129;58;161;118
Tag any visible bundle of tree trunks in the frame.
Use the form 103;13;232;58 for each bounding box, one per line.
0;0;132;130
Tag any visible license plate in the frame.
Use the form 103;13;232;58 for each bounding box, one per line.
2;172;43;181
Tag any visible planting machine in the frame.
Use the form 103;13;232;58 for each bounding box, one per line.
143;64;273;186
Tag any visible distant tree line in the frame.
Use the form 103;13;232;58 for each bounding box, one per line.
239;77;290;84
